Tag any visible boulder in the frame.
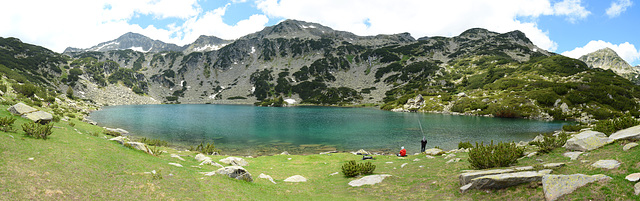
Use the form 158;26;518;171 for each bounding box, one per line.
591;160;621;169
542;174;611;201
216;166;253;182
195;153;211;162
170;154;185;161
424;148;444;156
259;173;276;184
200;160;224;168
284;175;307;182
168;163;183;167
460;168;528;186
564;131;613;151
348;174;392;187
623;142;639;151
280;151;290;155
444;154;456;159
562;152;583;160
609;125;640;141
126;142;153;155
635;182;640;195
105;128;129;136
353;149;370;155
8;102;37;115
460;170;552;193
22;111;53;124
625;173;640;182
219;157;249;166
108;136;130;145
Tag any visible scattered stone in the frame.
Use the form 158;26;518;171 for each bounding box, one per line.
460;169;520;186
353;149;370;155
200;160;224;168
82;118;98;125
22;111;53;124
425;155;435;159
532;135;545;143
195;153;211;162
104;128;129;136
216;166;253;182
460;170;552;193
126;142;153;155
320;150;338;155
259;173;276;184
280;151;290;155
542;174;611;201
108;136;130;145
623;142;639;151
28;157;34;161
446;158;461;163
516;141;528;147
348;174;392;187
625;173;640;182
563;152;583;160
591;160;621;169
609;125;640;141
401;163;408;168
635;182;640;195
525;152;537;158
329;172;339;176
168;163;183;167
284;175;307;182
287;158;292;160
199;171;216;176
444;154;456;159
170;154;185;161
413;158;420;162
424;148;444;156
8;102;37;115
543;163;565;169
219;157;249;166
564;130;613;152
385;162;393;164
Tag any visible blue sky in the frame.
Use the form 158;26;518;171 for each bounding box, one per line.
1;0;638;65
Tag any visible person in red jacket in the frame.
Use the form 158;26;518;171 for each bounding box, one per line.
397;146;407;157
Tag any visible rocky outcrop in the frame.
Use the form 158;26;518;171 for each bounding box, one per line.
460;170;552;193
459;164;564;186
424;148;444;156
22;111;53;124
8;102;37;115
259;173;276;184
591;160;621;169
126;142;153;155
542;174;611;201
579;48;640;83
216;166;253;182
200;160;224;168
108;136;130;144
564;131;613;151
105;128;129;136
195;153;212;162
284;175;307;182
219;157;249;166
609;125;640;141
348;174;392;187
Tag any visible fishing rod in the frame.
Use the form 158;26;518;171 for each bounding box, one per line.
418;119;425;137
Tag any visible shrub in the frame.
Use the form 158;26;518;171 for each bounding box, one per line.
104;130;121;137
194;142;220;155
68;122;75;127
0;116;16;132
139;137;168;147
341;160;360;177
468;141;524;169
13;83;38;97
458;141;473;149
359;161;376;175
149;146;163;156
89;132;99;137
529;132;568;154
22;122;53;139
593;116;640;136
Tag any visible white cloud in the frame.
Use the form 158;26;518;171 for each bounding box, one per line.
553;0;591;23
606;0;633;18
561;40;640;65
256;0;565;51
176;4;269;44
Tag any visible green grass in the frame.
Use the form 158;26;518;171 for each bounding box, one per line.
1;102;639;200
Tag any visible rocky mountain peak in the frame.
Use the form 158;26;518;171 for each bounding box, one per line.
458;28;497;40
183;35;234;53
243;19;342;40
579;47;640;83
63;32;184;54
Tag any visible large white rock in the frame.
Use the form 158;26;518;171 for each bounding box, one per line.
562;152;583;160
623;142;639;151
348;174;392;187
424;148;444;156
259;173;276;184
609;125;640;141
195;153;211;162
284;175;307;182
105;128;129;135
168;163;183;167
625;173;640;182
635;182;640;195
460;170;552;193
591;160;621;169
542;174;611;201
219;157;248;166
108;136;130;145
200;159;224;168
22;111;53;124
216;166;253;182
564;131;613;151
8;102;37;115
126;142;153;155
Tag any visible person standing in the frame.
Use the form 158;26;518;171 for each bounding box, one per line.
421;137;428;153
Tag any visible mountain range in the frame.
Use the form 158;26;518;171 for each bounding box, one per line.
2;19;640;122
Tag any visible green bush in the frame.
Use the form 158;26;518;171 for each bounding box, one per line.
341;160;360;177
13;83;38;97
194;142;220;155
22;122;53;140
529;133;568;154
359;161;376;175
458;141;473;149
0;116;16;132
468;141;524;169
139;137;168;147
593;116;640;136
149;146;163;157
104;130;121;137
68;122;75;127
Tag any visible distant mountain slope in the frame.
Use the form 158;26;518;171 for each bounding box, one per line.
579;47;640;84
183;35;233;53
63;32;185;54
0;37;66;86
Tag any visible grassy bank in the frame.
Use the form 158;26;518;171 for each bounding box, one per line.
1;104;639;200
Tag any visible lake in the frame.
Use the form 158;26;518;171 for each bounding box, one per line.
88;104;568;155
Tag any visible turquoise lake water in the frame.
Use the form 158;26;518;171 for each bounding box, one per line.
88;104;569;155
